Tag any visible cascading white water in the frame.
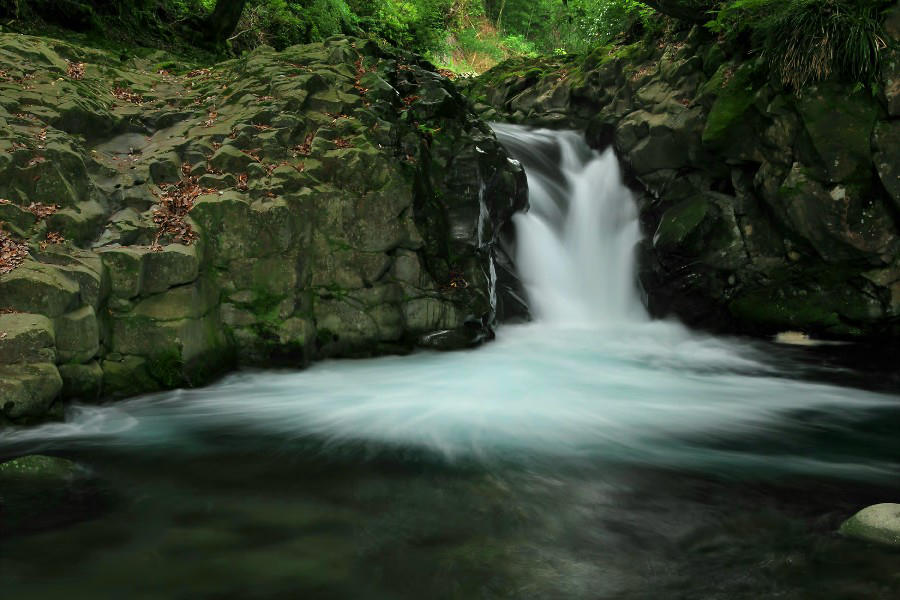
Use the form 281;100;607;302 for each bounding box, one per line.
3;125;897;480
493;124;645;324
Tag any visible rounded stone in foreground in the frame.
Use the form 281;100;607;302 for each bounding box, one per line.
0;455;114;536
0;454;81;480
839;503;900;546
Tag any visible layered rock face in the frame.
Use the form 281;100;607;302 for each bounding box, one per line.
0;34;526;424
467;17;900;339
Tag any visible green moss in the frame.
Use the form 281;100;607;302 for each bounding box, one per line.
0;455;80;480
702;62;760;145
653;197;710;251
146;349;186;388
246;288;284;322
730;291;843;330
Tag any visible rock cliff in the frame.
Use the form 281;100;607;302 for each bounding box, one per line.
0;34;526;424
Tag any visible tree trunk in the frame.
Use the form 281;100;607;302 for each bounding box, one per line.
634;0;711;23
206;0;250;43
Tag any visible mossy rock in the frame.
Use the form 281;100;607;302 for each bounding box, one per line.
101;355;161;398
0;454;114;537
728;277;884;336
59;360;103;402
795;85;879;183
701;62;757;142
653;196;712;253
0;362;62;423
774;165;898;263
0;312;55;364
54;304;99;363
96;246;145;299
0;260;81;317
873;119;900;211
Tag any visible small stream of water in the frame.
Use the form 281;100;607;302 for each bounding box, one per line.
1;125;898;599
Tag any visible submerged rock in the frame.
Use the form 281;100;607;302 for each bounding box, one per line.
840;503;900;547
0;455;113;536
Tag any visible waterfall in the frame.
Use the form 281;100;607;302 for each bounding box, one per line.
4;125;896;482
491;124;645;325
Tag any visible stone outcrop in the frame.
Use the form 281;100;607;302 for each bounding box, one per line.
466;19;900;339
0;34;526;425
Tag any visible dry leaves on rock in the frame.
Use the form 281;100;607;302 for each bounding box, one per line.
113;87;143;104
446;269;469;290
292;133;315;157
241;148;262;162
150;164;209;249
0;227;28;275
26;202;59;220
401;95;419;110
39;231;65;250
185;68;212;79
66;61;85;80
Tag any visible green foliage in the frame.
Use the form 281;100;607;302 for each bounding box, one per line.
230;0;356;52
13;0;891;89
346;0;457;53
708;0;892;89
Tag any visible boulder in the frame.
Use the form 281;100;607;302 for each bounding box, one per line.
0;455;113;536
794;85;879;183
0;261;81;317
0;312;55;364
0;362;62;424
840;503;900;547
54;305;100;363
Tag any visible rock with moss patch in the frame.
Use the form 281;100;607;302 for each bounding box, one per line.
0;312;55;364
0;455;114;536
0;362;62;424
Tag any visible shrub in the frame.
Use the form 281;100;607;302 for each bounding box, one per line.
709;0;892;89
230;0;356;52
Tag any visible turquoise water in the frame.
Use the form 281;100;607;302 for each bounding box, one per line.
2;324;898;599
